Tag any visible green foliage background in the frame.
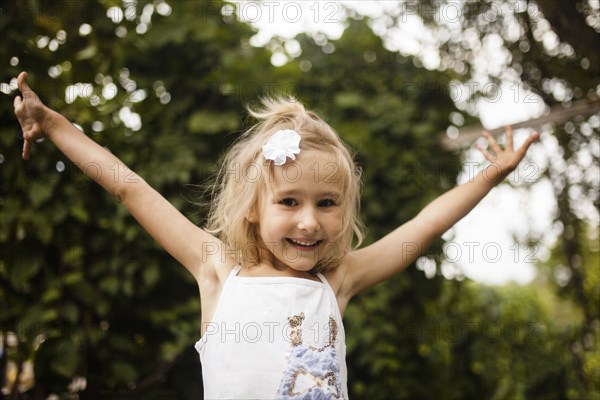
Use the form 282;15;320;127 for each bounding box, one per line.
0;1;597;399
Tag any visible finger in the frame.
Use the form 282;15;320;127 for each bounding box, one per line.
17;72;37;102
17;71;31;93
515;131;540;159
482;130;502;155
13;95;22;109
475;143;495;162
22;138;31;160
505;125;514;151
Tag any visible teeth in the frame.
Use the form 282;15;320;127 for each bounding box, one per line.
289;239;318;246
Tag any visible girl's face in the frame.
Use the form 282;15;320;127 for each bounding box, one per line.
254;149;344;272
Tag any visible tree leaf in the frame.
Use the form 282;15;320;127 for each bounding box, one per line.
187;111;239;134
10;251;40;286
28;181;53;208
112;361;138;383
75;45;97;60
50;339;79;377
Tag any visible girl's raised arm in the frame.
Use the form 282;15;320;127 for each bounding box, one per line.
343;126;539;297
14;72;220;280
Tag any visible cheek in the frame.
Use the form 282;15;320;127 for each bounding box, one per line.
323;212;344;234
260;213;291;238
260;223;278;240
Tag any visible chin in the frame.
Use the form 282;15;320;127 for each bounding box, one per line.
287;262;317;272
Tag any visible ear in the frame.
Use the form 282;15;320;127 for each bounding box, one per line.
246;208;257;223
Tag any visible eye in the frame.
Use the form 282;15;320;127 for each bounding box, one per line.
318;199;336;207
279;198;297;207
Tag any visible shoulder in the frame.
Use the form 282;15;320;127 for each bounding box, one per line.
197;252;238;299
197;254;239;326
322;252;362;315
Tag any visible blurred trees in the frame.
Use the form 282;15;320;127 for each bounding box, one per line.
399;0;600;397
0;0;597;399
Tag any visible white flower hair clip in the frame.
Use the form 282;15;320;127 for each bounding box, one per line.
262;129;301;166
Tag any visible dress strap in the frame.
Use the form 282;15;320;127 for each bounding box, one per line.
231;264;242;277
316;272;344;320
316;272;335;295
316;272;326;283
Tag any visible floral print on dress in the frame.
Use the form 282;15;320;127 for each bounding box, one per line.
277;312;344;399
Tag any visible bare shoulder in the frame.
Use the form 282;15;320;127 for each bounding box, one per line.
197;249;239;328
323;252;362;316
197;249;237;295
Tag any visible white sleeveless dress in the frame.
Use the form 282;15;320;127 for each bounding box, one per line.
194;265;348;399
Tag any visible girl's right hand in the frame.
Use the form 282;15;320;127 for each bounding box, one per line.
13;72;48;160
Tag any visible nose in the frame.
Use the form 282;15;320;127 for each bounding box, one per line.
297;206;320;232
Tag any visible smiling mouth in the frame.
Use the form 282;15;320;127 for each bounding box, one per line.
286;238;323;249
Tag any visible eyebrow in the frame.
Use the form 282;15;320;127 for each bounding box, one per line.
274;189;341;198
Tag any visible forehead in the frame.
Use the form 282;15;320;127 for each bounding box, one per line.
268;150;344;194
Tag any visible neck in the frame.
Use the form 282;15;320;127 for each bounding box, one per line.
250;255;318;279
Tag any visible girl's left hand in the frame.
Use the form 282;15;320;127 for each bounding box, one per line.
475;126;539;184
14;72;49;160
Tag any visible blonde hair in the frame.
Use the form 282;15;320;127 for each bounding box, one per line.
206;96;364;273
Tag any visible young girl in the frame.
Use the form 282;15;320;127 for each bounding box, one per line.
14;71;538;398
